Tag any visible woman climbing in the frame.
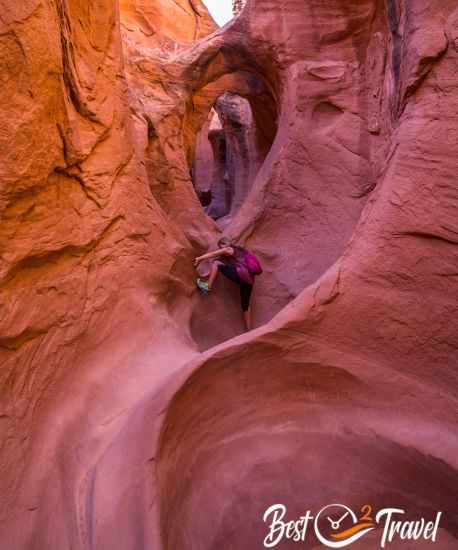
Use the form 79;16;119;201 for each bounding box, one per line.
194;237;263;331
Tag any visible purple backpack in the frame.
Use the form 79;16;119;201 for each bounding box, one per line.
234;247;263;284
232;246;263;284
244;250;263;276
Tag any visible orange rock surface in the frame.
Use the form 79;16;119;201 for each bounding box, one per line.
0;1;457;549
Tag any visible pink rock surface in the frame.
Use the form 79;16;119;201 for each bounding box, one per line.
0;1;457;549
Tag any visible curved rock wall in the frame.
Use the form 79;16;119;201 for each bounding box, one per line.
0;0;213;545
1;0;457;549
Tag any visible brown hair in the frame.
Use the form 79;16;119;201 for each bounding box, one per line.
217;236;233;248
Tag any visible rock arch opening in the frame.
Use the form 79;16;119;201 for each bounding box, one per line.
187;72;278;231
192;92;263;227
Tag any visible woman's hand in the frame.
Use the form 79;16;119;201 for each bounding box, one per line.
194;257;201;267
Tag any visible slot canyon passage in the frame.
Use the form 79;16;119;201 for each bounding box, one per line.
0;0;457;548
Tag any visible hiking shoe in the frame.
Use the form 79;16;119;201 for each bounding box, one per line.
197;278;210;293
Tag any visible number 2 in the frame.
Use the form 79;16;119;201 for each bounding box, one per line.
360;505;373;522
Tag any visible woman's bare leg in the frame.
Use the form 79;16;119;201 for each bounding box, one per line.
207;262;219;289
243;307;252;331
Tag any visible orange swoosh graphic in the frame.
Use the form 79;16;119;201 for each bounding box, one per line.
331;522;375;539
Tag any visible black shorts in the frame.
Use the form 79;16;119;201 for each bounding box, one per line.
218;263;253;312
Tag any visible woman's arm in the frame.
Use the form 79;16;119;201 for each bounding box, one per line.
194;247;233;265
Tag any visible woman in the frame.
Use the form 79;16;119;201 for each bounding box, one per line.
194;237;262;331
